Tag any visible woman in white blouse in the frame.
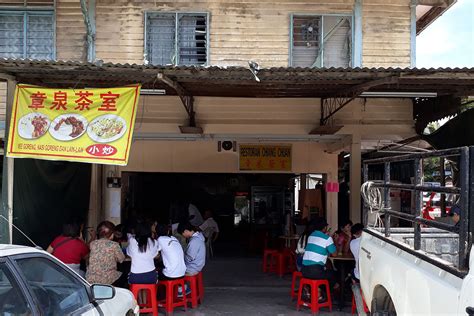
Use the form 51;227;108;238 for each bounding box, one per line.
127;222;159;284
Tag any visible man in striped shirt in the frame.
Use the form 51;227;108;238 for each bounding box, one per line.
302;217;337;291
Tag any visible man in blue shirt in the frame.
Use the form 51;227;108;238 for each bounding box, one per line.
302;217;338;300
177;222;206;276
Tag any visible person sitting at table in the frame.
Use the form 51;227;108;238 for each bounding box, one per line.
332;220;353;255
349;223;364;283
127;221;160;284
177;222;206;276
301;217;338;302
295;219;317;271
86;221;125;285
200;210;219;242
47;220;90;277
156;224;186;280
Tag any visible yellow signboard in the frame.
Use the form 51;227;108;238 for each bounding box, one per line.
239;144;292;171
7;84;141;165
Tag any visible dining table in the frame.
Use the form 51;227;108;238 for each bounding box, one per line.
329;254;356;310
278;235;300;249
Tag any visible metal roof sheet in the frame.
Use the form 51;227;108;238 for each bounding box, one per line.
1;58;473;98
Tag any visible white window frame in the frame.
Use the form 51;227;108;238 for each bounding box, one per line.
289;13;354;68
0;9;56;60
144;11;210;66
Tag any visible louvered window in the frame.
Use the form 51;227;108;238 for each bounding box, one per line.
0;11;54;60
0;0;54;7
291;15;352;68
145;12;208;66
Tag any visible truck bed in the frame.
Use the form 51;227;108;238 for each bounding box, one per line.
368;227;460;268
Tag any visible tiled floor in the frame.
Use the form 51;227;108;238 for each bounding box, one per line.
164;257;353;316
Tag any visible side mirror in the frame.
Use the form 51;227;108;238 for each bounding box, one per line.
91;284;115;300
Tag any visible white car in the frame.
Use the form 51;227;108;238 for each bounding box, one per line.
0;244;139;316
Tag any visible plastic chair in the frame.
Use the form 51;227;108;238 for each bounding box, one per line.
184;274;202;308
262;249;278;273
290;271;303;299
272;250;293;277
129;283;158;316
296;278;332;314
198;271;204;300
157;278;187;314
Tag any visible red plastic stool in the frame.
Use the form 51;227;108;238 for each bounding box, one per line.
288;251;297;272
290;271;303;299
197;271;204;301
262;249;278;273
129;284;159;316
351;290;369;314
272;250;293;277
296;278;332;314
184;274;202;308
157;278;187;314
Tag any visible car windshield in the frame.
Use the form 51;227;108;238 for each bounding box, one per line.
15;256;90;315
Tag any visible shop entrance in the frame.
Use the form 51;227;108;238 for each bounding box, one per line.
121;172;305;256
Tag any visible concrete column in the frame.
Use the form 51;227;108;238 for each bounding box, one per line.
0;78;16;244
87;164;102;234
103;165;121;225
326;163;339;231
350;133;362;223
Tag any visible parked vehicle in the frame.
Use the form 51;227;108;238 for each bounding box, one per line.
422;191;454;219
0;244;139;316
359;147;474;315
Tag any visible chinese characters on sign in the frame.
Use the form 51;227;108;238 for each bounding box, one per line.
7;84;141;165
239;144;292;171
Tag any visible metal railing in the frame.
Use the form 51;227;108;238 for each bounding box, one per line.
363;147;472;270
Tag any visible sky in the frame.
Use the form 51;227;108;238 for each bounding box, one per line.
416;0;474;68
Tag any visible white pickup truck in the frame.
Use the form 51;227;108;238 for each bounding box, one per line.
359;147;474;315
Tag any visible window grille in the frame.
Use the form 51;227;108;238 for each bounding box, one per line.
146;12;208;66
291;15;352;68
0;11;54;60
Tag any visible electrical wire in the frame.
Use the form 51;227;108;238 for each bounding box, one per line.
0;215;41;249
360;181;388;228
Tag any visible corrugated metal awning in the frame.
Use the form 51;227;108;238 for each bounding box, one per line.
0;58;474;98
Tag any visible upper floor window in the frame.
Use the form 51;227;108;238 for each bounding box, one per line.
291;14;352;68
145;12;208;66
0;11;54;60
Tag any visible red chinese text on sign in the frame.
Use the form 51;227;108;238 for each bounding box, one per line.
74;91;94;111
268;159;276;169
98;91;120;111
280;160;286;169
245;158;251;169
86;144;117;157
29;91;47;110
50;91;68;110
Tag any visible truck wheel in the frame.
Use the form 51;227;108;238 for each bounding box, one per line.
371;286;396;316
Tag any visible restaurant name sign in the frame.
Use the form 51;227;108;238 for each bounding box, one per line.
7;84;141;165
239;144;292;171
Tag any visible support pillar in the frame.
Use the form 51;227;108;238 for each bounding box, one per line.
350;133;362;223
353;0;363;67
410;0;417;68
103;165;121;225
1;79;16;244
87;164;102;238
326;160;339;231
